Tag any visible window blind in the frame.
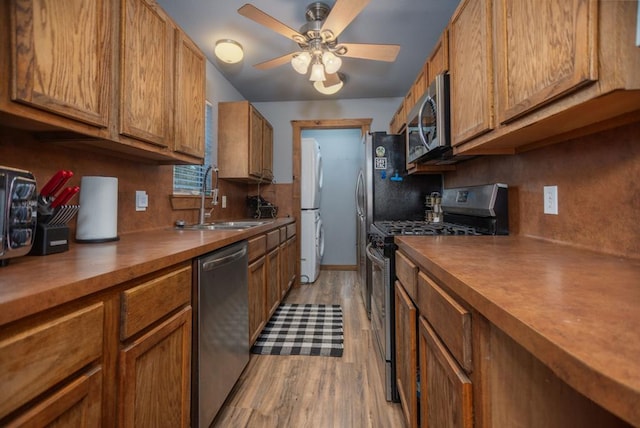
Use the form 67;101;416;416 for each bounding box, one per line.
173;101;213;194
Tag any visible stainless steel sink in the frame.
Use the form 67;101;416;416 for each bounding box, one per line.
176;220;273;231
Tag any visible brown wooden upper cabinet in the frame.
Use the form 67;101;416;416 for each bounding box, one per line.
494;0;597;124
218;101;274;183
449;0;494;146
0;0;205;164
120;0;174;148
450;0;640;155
174;31;206;158
4;0;112;129
426;30;449;84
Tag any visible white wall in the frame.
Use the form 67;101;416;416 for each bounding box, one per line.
205;60;245;166
254;98;403;183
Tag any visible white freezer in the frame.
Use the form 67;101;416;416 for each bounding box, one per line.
300;209;324;283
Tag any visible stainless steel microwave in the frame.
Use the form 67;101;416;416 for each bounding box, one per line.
406;73;451;164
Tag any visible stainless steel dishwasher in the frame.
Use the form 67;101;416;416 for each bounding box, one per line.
193;240;249;427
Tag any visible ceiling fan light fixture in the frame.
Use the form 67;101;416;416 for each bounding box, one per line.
314;78;343;95
322;51;342;74
309;62;326;82
291;52;311;74
214;39;244;64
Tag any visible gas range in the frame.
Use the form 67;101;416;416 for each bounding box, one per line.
369;183;509;256
373;220;482;236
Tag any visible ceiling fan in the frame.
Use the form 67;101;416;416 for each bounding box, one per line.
238;0;401;91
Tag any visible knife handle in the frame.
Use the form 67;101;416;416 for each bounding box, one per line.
50;186;80;208
40;170;69;197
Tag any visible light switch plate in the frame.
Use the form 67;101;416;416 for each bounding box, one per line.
135;190;148;212
544;186;558;215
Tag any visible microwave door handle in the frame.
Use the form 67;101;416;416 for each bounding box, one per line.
418;96;437;150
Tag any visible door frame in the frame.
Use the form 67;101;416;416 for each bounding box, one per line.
291;118;372;283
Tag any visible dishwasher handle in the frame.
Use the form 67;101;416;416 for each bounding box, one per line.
201;246;247;271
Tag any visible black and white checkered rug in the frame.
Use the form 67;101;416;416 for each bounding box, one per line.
251;304;343;357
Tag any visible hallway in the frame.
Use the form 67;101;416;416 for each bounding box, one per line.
212;271;405;427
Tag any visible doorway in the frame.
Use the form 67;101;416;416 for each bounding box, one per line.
302;128;363;268
292;119;372;277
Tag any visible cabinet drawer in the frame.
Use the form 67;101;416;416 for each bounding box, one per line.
266;230;280;251
396;251;418;302
0;303;104;418
279;226;287;242
287;223;296;239
248;235;266;262
121;264;191;340
417;272;472;372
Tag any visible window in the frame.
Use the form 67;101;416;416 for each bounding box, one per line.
173;101;213;194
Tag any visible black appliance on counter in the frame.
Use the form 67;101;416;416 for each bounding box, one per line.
366;183;508;402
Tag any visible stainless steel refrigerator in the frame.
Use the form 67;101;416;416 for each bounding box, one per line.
357;132;442;317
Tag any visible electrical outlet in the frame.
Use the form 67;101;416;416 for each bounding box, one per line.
135;190;148;212
222;195;227;208
543;186;558;215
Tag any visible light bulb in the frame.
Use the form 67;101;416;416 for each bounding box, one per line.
309;63;326;82
322;51;342;74
314;79;343;95
291;52;311;74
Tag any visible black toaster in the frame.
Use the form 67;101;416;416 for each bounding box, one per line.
0;166;37;267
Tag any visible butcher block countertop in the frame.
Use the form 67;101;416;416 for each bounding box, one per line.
0;218;294;327
395;235;640;426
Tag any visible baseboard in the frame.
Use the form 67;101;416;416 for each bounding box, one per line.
320;265;357;271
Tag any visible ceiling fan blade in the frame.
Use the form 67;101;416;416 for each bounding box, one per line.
238;4;305;42
254;52;297;70
323;73;341;87
320;0;370;41
338;43;400;62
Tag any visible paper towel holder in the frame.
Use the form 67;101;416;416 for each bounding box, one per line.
75;176;120;243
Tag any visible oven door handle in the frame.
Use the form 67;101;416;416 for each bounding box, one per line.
365;243;385;267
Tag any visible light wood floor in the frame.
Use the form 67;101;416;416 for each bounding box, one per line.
212;270;406;427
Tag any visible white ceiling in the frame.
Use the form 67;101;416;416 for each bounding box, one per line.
156;0;460;102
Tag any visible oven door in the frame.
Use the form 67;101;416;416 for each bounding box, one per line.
365;243;397;402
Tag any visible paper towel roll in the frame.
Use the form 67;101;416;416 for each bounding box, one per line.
76;176;119;242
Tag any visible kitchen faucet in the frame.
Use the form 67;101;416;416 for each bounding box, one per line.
199;165;219;225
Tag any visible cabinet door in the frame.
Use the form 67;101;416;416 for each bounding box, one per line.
427;30;449;83
248;256;266;346
286;236;296;294
495;0;597;123
119;307;191;428
265;247;280;319
395;282;418;428
262;120;274;181
5;367;102;427
249;107;263;178
120;0;173;147
174;30;205;158
449;0;494;145
419;316;473;428
11;0;111;127
279;241;288;299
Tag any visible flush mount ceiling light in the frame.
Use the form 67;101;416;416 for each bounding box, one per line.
214;39;244;64
314;73;345;94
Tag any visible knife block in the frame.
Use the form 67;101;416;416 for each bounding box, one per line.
30;223;69;256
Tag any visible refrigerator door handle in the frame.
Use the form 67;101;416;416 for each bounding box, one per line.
355;170;364;217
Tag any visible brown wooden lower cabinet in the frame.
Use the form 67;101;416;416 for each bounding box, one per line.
395;281;418;428
119;306;192;428
265;247;280;319
5;366;103;427
419;316;473;428
248;255;266;346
